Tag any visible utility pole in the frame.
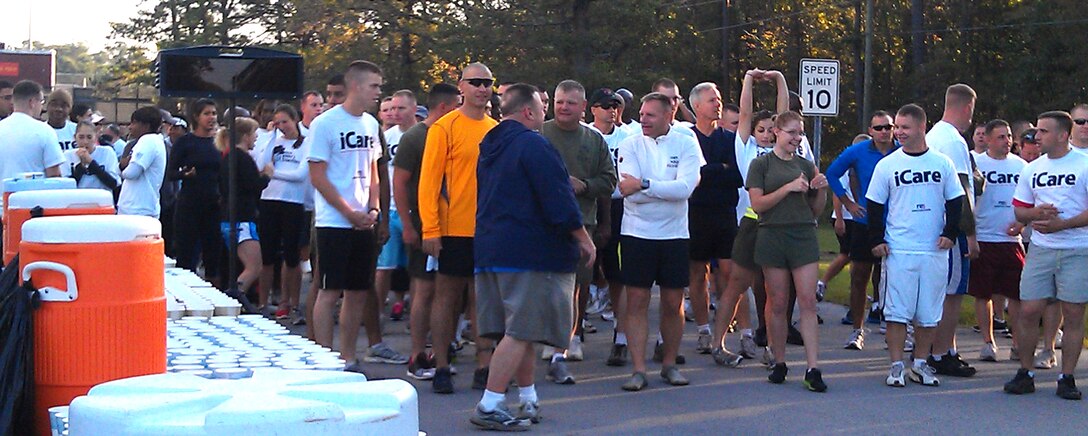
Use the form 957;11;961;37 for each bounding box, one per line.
721;0;731;101
863;0;873;124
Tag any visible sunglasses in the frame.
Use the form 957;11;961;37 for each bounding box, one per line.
1022;131;1038;143
1074;119;1088;126
463;78;494;88
871;124;893;132
595;103;619;110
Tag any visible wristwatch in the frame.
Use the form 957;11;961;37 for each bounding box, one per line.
368;207;381;222
640;178;650;190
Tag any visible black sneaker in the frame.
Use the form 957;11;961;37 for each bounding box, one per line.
804;368;828;392
787;325;804;346
606;343;628;367
1057;375;1083;400
754;327;768;347
225;288;260;314
472;366;490;390
1003;368;1035;395
928;353;976;377
433;367;454;394
768;362;788;384
470;403;530;431
651;342;686;365
993;318;1008;332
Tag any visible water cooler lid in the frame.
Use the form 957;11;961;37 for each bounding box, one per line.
22;215;162;243
7;189;114;210
2;176;76;193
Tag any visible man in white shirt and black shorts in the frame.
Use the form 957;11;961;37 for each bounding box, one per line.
616;92;704;391
866;104;965;388
1004;111;1088;400
307;61;407;374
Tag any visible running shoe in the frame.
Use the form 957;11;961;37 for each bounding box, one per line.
927;353;975;377
696;331;714;354
754;327;768;347
740;334;759;359
1003;368;1035;395
601;310;615;322
567;337;585;362
815;281;826;302
980;342;998;362
683;300;695;322
433;367;454;394
390;301;405;321
1055;329;1064;349
606;343;628;367
661;365;689;386
516;401;542;424
622;372;649;391
845;328;865;350
712;347;743;367
472;367;489;390
652;342;686;365
274;307;290;320
407;352;435;380
804;368;827;392
761;347;774;367
363;343;409;364
909;363;940;386
886;362;906;387
582;319;597;334
1057;375;1083;400
547;357;575;385
540;345;556;361
768;362;788;384
867;303;882;325
470;403;530;431
1035;350;1057;369
787;325;804;346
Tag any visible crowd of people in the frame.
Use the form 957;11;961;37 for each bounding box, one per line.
1;58;1087;431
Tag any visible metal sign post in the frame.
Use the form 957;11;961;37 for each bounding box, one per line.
799;58;841;168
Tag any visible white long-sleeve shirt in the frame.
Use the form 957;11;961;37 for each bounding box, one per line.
257;133;312;205
618;126;705;240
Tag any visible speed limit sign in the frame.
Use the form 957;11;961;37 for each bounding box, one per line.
799;59;839;117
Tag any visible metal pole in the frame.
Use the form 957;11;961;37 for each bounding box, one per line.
227;98;238;292
862;0;873;123
813;116;823;168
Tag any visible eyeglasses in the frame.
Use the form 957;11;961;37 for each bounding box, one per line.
1074;119;1088;126
463;78;494;88
871;124;893;131
594;103;619;110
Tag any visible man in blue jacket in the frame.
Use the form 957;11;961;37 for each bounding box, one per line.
470;83;596;431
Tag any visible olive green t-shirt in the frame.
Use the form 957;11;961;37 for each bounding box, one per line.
391;122;429;231
745;151;818;226
540;120;617;226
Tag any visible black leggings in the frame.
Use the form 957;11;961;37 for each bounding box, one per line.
174;194;222;277
258;199;305;267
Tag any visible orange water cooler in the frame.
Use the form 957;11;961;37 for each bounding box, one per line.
1;174;76;217
21;215;166;435
4;189;115;265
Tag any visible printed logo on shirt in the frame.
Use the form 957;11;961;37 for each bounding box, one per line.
59;140;75;151
272;146;301;165
1031;172;1076;189
893;169;942;187
668;155;680;168
913;203;931;212
983;171;1019;185
339;131;375;151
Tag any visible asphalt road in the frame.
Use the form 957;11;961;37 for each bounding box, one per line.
284;288;1088;436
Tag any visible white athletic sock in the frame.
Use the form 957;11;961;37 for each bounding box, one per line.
948;349;958;357
518;384;538;403
615;332;628;345
913;358;927;368
931;353;943;361
698;324;711;335
479;390;505;412
741;328;753;338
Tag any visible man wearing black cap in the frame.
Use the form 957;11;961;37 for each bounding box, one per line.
540;80;617;383
588;87;635;366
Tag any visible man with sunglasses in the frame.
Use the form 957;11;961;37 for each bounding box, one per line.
825;110;899;350
588;87;635;366
419;62;499;394
1069;104;1088;153
0;80;13;120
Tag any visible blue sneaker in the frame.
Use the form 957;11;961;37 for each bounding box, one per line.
866;304;882;325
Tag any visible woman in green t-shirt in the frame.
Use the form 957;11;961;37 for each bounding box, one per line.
746;111;829;392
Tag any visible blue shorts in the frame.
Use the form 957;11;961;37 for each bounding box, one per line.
221;222;259;246
945;235;970;295
377;212;408;270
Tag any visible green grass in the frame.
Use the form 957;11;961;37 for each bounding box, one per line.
815;227;979;327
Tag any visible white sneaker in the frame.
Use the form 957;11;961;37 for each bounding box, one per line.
1055;329;1064;349
566;337;584;361
601;311;615;322
980;342;998;362
540;345;556;361
1034;349;1057;369
903;332;915;353
886;362;906;387
761;347;774;366
845;329;865;350
816;280;827;302
910;363;940;386
740;334;759;359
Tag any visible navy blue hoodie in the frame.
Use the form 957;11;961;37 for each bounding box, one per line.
475;119;583;273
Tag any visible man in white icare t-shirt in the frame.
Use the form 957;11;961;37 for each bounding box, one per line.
925;83;981;378
307;61;406;373
866;104;965;388
118;107;167;218
1004;111;1088;400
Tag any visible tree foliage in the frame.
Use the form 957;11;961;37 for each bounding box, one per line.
98;0;1088;158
